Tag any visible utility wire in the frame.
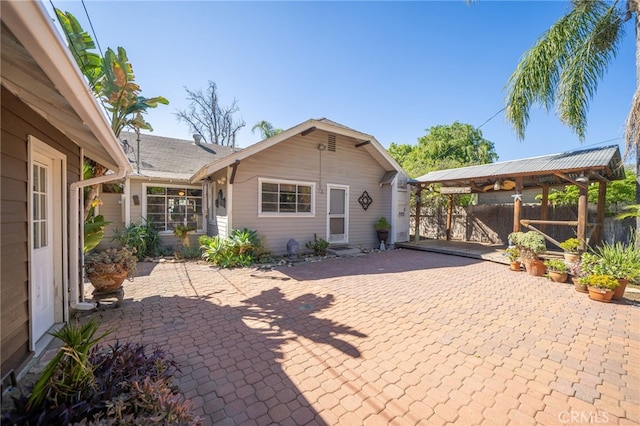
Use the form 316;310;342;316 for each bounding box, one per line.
81;0;104;58
477;107;505;130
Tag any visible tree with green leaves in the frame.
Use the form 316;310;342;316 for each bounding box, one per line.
504;0;639;233
55;9;169;220
388;121;498;178
251;120;283;139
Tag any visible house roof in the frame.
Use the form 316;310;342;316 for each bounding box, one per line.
190;118;404;183
413;145;625;192
120;131;236;181
1;1;130;173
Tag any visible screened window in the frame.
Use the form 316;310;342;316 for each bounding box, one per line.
259;179;314;216
145;185;203;231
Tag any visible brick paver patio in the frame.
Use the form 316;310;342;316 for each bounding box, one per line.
84;249;639;425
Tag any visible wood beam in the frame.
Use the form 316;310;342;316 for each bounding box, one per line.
300;127;317;136
513;177;523;233
230;160;240;184
554;172;588;190
414;187;422;242
592;181;607;245
540;185;549;234
446;194;453;241
577;183;588;251
355;140;370;148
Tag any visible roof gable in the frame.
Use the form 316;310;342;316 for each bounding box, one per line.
190;118;405;182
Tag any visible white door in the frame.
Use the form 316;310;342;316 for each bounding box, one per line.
31;152;55;342
327;184;349;244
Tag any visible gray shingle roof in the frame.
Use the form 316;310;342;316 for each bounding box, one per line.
413;145;624;189
120;131;236;180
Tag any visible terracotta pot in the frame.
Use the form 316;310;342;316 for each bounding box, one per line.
524;259;546;277
587;286;614;302
572;277;588;293
88;269;128;292
548;271;568;283
509;261;522;271
612;278;629;300
563;252;581;263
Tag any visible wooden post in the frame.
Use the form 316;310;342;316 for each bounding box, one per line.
513;177;523;233
540;185;549;234
446;194;453;241
414;186;422;242
577;184;588;251
592;181;607;245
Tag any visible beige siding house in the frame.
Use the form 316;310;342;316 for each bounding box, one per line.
96;132;235;250
192;119;410;255
1;1;130;380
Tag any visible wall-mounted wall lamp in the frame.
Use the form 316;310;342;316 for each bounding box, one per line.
132;195;140;206
317;144;327;151
493;180;502;191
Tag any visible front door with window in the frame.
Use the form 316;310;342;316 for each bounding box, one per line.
327;184;349;244
31;151;55;342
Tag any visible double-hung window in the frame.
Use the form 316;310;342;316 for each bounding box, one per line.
144;184;203;232
259;178;315;216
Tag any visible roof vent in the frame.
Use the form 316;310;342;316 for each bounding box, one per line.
328;134;336;152
193;134;203;145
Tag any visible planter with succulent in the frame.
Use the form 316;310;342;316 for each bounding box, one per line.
508;231;547;276
504;247;521;271
543;259;569;283
374;217;391;246
584;274;619;303
582;241;640;300
85;246;137;292
559;237;582;262
174;224;196;247
568;261;588;293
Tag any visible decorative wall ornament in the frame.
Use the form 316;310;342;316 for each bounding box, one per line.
358;191;373;210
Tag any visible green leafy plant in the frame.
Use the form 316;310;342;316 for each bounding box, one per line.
198;235;214;247
111;219;160;259
504;247;519;262
306;234;330;255
201;228;266;268
559;237;581;254
508;231;547;260
543;259;569;273
584;274;620;290
582;240;640;281
83;214;111;253
175;245;202;260
374;217;392;231
173;224;195;240
85;246;138;280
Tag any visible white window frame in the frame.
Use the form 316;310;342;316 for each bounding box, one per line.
258;178;316;217
142;183;204;233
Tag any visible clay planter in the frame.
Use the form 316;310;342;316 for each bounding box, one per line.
88;268;128;292
524;259;546;277
563;252;580;263
587;286;615;303
548;271;568;283
612;278;629;300
509;261;522;272
572;277;588;293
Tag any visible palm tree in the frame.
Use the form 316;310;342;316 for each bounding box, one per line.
505;0;639;235
251;120;283;139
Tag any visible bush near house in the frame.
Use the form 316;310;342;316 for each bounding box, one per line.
201;228;268;268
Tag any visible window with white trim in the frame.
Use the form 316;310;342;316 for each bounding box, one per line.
259;178;315;216
145;185;203;231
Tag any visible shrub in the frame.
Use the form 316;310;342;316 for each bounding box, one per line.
559;238;581;253
111;219;160;259
4;322;199;425
306;234;329;255
175;245;202;260
508;231;547;260
201;228;267;268
584;274;620;290
543;259;568;273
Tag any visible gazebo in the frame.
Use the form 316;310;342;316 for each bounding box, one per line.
411;145;625;249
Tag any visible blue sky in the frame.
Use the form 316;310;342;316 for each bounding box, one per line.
48;1;635;164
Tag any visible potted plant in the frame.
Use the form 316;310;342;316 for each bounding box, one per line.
374;217;391;245
85;246;137;292
568;261;588;293
174;224;196;247
508;231;547;276
504;247;521;271
584;274;619;302
543;259;569;283
583;241;640;300
559;237;582;262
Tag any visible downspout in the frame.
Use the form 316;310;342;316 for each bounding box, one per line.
69;169;128;310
